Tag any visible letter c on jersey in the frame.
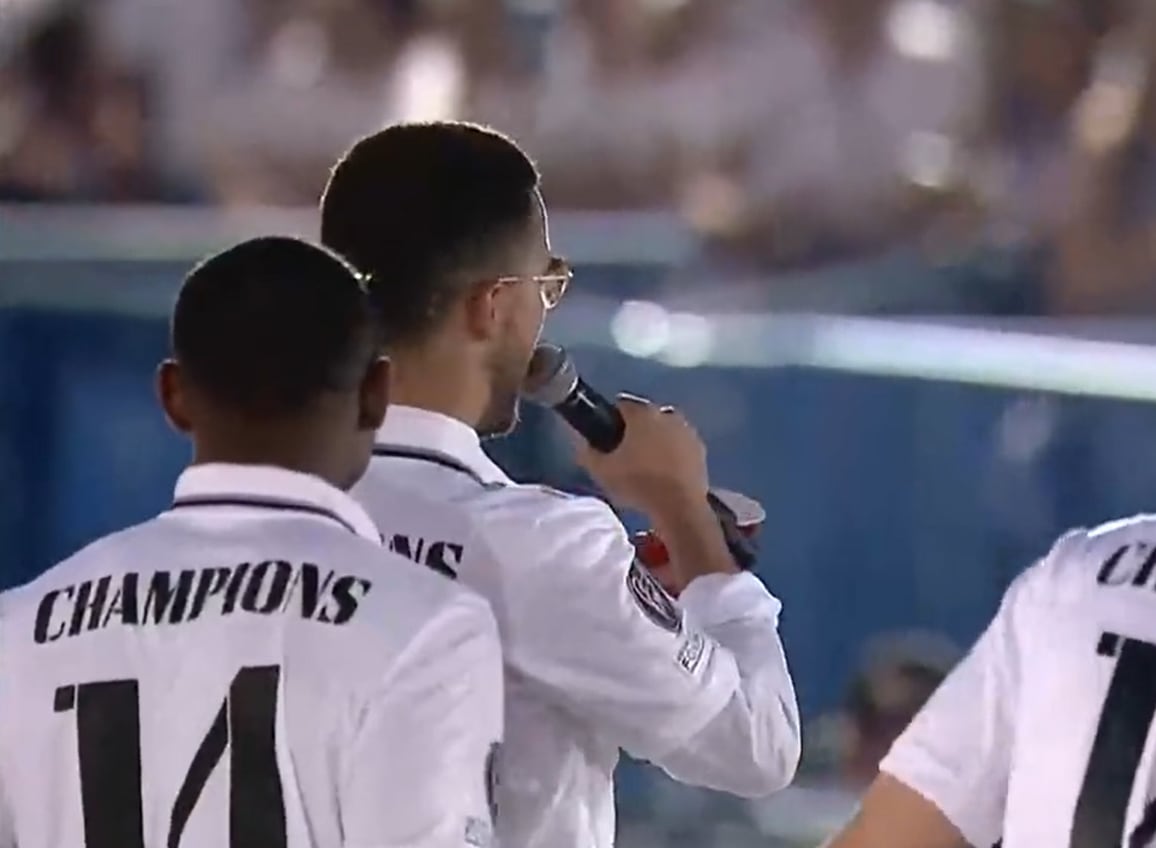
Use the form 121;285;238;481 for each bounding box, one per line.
34;587;74;644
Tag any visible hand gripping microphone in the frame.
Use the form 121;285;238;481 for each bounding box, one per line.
523;344;758;570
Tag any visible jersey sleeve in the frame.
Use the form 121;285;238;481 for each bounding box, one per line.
340;592;503;848
878;533;1071;848
490;491;800;797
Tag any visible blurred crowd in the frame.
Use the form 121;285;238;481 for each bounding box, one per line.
616;629;961;847
7;0;1156;310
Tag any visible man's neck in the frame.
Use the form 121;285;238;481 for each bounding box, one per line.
388;356;483;432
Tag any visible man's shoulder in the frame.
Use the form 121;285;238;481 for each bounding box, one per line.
467;482;625;550
463;483;640;597
354;463;482;530
1083;513;1156;551
468;479;607;518
355;463;631;583
6;518;162;603
1054;514;1156;595
363;468;620;545
356;445;600;515
1009;516;1156;612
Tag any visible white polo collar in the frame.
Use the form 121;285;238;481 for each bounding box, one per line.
374;405;511;485
171;463;383;543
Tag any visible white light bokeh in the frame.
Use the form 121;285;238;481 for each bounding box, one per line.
657;313;715;368
888;0;959;62
611;300;671;359
390;37;465;123
901;131;957;189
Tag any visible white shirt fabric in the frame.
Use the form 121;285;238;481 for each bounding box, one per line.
354;405;801;848
0;463;502;848
881;516;1156;847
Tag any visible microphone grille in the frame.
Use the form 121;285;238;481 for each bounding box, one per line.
523;343;578;406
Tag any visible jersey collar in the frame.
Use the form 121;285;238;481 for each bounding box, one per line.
171;463;383;543
374;405;511;485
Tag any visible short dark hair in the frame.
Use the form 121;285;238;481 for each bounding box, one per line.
320;121;540;345
172;236;376;416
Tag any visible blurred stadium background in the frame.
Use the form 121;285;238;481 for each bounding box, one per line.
6;0;1156;844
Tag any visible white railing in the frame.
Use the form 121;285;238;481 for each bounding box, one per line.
547;297;1156;402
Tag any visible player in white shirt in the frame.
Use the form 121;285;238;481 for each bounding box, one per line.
0;237;503;848
320;121;802;848
827;517;1156;848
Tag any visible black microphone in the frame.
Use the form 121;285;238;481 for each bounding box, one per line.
523;343;758;570
524;343;626;453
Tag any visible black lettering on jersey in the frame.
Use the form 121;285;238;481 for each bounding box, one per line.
1095;543;1156;591
1098;544;1137;586
324;576;373;625
426;542;463;579
33;586;73;644
626;559;683;634
241;561;293;615
68;577;112;637
1073;632;1156;846
188;567;231;621
1131;798;1156;847
389;534;425;563
1132;547;1156;589
66;582;92;637
101;572;140;628
222;562;251;613
143;569;196;624
32;564;374;642
389;534;464;580
282;562;334;619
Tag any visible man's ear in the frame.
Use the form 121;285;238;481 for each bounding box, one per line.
358;355;390;431
156;359;192;433
462;279;506;343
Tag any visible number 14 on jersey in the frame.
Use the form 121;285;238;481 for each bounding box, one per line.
56;665;287;848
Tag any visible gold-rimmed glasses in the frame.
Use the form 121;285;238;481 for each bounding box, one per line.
495;256;572;310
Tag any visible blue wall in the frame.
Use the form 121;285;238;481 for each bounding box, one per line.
5;266;1156;717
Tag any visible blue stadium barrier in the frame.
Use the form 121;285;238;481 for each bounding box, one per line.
6;267;1156;719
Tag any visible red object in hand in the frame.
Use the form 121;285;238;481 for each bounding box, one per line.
633;489;764;597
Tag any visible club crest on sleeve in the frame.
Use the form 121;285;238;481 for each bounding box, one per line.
627;559;683;634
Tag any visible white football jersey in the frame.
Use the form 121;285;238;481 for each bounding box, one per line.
881;515;1156;848
354;405;801;848
0;464;503;848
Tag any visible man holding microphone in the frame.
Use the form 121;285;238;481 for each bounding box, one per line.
321;121;800;848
